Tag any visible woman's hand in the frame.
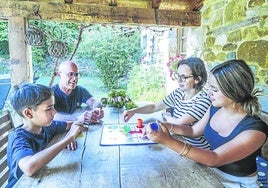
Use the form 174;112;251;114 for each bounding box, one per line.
122;110;135;122
145;121;173;145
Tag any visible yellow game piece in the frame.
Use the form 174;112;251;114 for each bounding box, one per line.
77;132;83;138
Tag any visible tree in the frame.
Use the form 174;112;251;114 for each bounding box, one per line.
0;21;9;73
78;25;143;89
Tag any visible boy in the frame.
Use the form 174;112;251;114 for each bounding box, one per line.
6;83;86;187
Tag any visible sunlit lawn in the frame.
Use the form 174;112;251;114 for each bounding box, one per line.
36;75;108;99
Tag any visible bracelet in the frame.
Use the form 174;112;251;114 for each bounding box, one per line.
180;143;189;156
183;144;192;157
180;143;192;157
179;142;187;155
169;123;174;133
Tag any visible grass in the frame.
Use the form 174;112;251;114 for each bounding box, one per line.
36;75;109;99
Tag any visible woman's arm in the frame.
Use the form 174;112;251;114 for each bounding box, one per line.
164;107;210;137
122;101;169;122
186;130;266;167
162;113;197;125
147;116;266;167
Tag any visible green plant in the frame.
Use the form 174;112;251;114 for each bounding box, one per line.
0;21;9;73
102;89;137;109
127;64;166;102
83;25;143;90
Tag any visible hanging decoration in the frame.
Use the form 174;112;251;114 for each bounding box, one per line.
48;26;67;58
47;26;67;86
48;40;67;58
25;25;46;47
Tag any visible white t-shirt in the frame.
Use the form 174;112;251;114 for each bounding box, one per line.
163;88;211;149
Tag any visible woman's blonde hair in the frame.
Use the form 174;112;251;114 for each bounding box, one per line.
210;59;262;116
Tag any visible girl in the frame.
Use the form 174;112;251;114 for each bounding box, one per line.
146;59;268;187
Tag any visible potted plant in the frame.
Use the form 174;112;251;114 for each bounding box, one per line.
101;89;137;110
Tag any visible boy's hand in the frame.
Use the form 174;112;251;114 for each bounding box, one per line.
66;123;85;139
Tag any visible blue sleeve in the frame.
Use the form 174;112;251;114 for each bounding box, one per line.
78;86;93;104
46;121;67;137
7;122;67;185
52;85;93;113
7;130;35;182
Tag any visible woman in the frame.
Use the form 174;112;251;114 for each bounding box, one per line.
146;59;268;187
122;57;211;149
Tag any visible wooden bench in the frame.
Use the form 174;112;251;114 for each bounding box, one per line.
0;82;11;110
0;111;14;187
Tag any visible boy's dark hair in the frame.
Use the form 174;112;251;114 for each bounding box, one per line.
9;83;54;117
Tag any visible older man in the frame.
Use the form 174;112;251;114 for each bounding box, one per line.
52;60;104;124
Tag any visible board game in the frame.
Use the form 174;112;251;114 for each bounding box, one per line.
100;123;156;146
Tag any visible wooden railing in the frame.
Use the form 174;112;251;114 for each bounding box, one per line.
0;111;14;187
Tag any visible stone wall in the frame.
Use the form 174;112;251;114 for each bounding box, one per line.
198;0;268;158
201;0;268;85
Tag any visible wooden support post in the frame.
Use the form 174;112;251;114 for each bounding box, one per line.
8;17;32;87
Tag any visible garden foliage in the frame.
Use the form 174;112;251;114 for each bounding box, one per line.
79;25;143;90
128;63;166;102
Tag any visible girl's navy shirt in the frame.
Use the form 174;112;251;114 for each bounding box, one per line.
204;106;268;176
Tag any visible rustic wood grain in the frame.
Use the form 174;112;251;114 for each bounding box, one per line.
14;107;223;188
0;0;201;27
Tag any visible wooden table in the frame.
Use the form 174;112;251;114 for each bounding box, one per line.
14;107;223;188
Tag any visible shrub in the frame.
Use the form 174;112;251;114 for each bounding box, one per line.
127;64;166;102
83;25;143;89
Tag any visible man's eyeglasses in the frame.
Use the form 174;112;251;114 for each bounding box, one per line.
174;74;194;82
65;72;80;78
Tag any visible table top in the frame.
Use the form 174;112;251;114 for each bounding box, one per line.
14;107;223;188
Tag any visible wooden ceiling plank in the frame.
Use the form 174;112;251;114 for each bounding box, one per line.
0;1;201;27
187;0;204;11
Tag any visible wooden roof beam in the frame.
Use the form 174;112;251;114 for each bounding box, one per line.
152;0;161;9
0;1;201;27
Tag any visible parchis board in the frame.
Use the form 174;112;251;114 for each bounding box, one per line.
100;124;156;146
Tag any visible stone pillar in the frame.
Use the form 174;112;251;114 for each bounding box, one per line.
8;17;32;87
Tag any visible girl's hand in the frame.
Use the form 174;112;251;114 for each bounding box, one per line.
145;121;172;145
